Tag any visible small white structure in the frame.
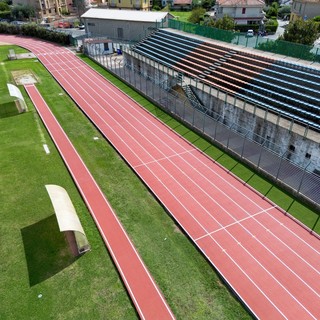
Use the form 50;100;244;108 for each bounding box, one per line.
214;0;265;25
7;83;27;112
81;8;174;41
84;38;113;56
45;185;90;255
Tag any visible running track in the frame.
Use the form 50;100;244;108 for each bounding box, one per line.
3;35;320;319
24;84;175;320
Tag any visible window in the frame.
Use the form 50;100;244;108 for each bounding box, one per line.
117;27;124;39
242;8;246;14
88;22;95;26
118;0;121;3
289;145;295;152
305;153;311;159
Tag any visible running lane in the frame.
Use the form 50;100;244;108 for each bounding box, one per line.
24;84;175;320
3;35;319;319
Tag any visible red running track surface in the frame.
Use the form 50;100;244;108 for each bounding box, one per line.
24;84;175;320
4;35;319;319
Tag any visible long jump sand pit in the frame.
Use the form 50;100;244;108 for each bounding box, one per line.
11;70;38;85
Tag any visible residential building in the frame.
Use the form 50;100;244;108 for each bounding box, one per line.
214;0;265;25
170;0;192;10
290;0;320;21
12;0;69;20
106;0;152;10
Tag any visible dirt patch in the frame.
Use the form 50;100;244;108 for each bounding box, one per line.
11;70;38;85
174;224;183;234
16;52;36;59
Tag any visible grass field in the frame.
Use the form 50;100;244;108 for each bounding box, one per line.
0;43;319;320
169;11;192;22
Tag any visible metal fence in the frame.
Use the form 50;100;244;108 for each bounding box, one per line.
86;48;320;215
167;20;320;64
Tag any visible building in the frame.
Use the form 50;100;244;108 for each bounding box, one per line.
290;0;320;21
214;0;265;25
12;0;69;20
81;8;173;40
105;0;152;11
170;0;192;10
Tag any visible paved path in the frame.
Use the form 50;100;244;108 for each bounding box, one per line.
24;83;175;320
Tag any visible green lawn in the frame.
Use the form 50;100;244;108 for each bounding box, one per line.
169;11;192;22
0;45;252;319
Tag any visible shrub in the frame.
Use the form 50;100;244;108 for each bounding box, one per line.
0;22;70;45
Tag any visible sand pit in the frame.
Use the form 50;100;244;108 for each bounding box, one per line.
11;70;38;85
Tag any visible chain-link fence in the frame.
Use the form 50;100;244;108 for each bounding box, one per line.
167;20;320;64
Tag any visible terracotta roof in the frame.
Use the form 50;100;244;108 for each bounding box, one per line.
217;0;265;6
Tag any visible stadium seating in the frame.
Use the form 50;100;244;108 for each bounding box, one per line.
132;29;320;131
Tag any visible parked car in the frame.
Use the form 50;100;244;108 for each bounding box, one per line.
246;29;254;37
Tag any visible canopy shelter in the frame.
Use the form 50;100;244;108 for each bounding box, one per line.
7;83;27;112
45;185;90;255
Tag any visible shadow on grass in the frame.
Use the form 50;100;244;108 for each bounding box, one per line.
21;214;78;287
0;102;20;118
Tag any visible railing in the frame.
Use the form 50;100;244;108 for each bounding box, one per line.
166;19;320;64
85;47;320;217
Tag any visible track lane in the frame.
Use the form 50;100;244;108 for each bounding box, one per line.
24;84;175;320
2;35;319;319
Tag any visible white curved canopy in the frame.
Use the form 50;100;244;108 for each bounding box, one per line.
45;184;90;253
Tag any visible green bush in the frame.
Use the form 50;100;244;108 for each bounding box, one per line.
0;22;70;45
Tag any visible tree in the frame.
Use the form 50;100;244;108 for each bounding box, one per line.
201;0;215;10
278;5;291;19
188;7;206;24
11;4;35;20
266;2;279;18
214;14;235;30
0;1;9;11
279;19;319;45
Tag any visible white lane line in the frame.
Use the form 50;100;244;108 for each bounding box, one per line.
195;206;275;241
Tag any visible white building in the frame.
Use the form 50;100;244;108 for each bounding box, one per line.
214;0;265;25
81;8;174;41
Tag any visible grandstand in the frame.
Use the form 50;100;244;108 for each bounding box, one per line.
85;26;320;207
131;28;320;131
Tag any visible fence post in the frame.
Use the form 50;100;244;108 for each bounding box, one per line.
255;35;259;48
202;110;208;133
297;162;311;194
183;99;188;120
241;130;249;158
276;151;286;180
227;123;234;149
257;139;266;168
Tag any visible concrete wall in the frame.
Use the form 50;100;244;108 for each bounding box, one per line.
194;86;320;173
84;18;161;41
